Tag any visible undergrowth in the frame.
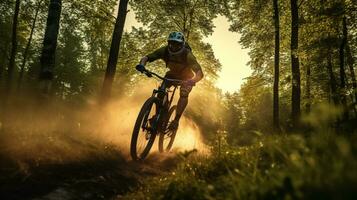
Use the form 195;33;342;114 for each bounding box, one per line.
123;131;357;200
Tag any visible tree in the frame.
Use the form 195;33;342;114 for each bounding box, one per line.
305;62;311;113
130;0;219;41
273;0;280;131
39;0;62;93
128;0;222;89
7;0;20;92
17;0;43;90
290;0;300;129
239;75;274;132
327;43;339;106
100;0;129;103
223;92;243;142
346;43;356;102
339;16;348;119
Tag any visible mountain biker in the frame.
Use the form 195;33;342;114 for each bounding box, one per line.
136;31;204;130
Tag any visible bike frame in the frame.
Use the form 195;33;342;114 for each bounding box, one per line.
144;70;182;133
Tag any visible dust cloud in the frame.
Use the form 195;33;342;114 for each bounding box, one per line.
0;80;209;168
89;80;209;159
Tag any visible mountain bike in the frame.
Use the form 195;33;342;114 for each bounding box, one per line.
130;69;183;161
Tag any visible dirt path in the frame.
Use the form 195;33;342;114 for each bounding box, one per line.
0;125;184;200
0;150;181;200
0;102;203;200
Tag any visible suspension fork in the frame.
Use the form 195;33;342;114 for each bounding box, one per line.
149;80;169;131
168;86;177;108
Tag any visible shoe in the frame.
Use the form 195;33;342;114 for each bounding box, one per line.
168;119;179;131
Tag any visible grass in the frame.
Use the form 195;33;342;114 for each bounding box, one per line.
122;130;357;200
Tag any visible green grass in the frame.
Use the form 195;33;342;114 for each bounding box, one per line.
123;131;357;200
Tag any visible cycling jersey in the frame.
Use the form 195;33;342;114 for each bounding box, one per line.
146;45;202;80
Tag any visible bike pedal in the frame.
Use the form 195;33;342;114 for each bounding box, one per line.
144;127;153;132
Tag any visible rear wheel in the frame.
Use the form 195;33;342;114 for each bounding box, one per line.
130;97;159;160
159;106;178;152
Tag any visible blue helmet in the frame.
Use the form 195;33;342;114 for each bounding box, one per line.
168;31;185;43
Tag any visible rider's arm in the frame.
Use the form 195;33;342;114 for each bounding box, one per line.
192;69;204;83
187;53;204;83
140;46;166;66
139;56;149;66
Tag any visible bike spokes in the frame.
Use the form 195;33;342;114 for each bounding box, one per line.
159;106;178;152
131;97;158;160
136;105;156;155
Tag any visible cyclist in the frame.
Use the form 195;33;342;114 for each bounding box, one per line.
136;31;204;130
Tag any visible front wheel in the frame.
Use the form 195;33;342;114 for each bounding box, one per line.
130;97;159;160
159;106;178;152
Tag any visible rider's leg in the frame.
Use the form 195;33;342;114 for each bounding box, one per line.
169;85;192;130
174;95;188;121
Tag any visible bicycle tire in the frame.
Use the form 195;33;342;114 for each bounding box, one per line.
158;106;178;152
130;97;159;160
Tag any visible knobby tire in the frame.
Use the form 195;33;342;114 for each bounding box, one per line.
130;97;158;160
159;106;178;152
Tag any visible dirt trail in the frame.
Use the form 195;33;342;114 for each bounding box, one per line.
0;92;208;199
0;113;206;199
0;135;186;200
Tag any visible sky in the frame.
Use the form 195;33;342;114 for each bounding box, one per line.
124;10;252;93
203;16;252;93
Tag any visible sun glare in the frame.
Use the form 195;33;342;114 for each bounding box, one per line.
203;16;252;93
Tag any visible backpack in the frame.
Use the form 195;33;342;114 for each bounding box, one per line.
163;43;192;66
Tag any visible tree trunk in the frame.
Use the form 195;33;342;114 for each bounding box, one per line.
39;0;62;84
345;17;357;108
100;0;129;104
345;18;357;116
7;0;21;93
273;0;280;131
339;16;348;120
327;47;339;106
346;44;356;101
17;0;42;90
305;63;311;113
290;0;301;129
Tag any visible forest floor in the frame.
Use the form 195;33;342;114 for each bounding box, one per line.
1;98;357;200
0;129;184;200
0;98;190;200
1;124;357;200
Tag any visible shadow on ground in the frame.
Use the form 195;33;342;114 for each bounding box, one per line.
0;132;182;200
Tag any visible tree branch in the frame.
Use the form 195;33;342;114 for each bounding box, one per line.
298;0;306;9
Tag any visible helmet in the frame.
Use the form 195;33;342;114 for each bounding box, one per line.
167;31;185;43
167;31;185;54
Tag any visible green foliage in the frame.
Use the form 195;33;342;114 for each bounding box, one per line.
222;92;242;142
129;0;222;84
124;130;357;199
130;0;219;39
223;0;357;129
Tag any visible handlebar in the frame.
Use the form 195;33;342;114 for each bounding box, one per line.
142;69;184;85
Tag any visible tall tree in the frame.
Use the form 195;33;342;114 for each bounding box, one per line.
339;16;348;119
305;63;311;113
7;0;20;92
17;0;43;90
130;0;218;41
327;44;339;106
100;0;129;103
346;43;356;102
39;0;62;90
273;0;280;131
290;0;300;128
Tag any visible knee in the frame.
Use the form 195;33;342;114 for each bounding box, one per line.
180;86;192;98
180;90;190;98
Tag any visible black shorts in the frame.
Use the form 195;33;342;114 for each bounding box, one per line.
164;74;193;98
